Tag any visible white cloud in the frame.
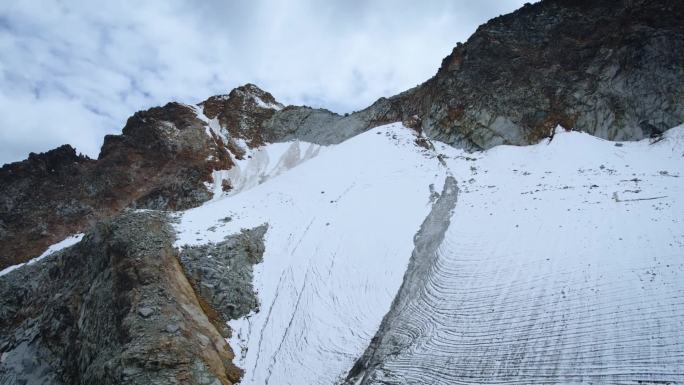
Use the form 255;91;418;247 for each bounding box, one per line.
0;0;530;164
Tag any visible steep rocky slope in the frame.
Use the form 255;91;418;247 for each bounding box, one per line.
0;87;265;270
404;0;684;148
0;211;267;385
266;0;684;149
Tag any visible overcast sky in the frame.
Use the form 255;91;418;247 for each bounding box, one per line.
0;0;530;165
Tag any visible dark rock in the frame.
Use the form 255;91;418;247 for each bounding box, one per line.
0;1;682;383
199;84;284;148
404;0;684;149
254;1;684;150
0;211;241;385
178;225;268;322
6;0;681;270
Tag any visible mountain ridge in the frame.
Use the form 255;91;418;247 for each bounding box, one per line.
1;1;684;384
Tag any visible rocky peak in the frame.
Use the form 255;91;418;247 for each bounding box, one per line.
26;144;90;167
409;0;684;149
201;85;281;117
100;102;209;158
0;102;231;270
0;83;295;270
199;84;284;148
1;145;92;182
229;83;284;110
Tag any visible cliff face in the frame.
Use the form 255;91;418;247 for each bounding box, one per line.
408;0;684;149
261;0;684;149
0;102;216;269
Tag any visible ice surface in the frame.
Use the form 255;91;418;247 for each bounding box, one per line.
212;141;324;199
352;126;684;384
175;124;449;384
174;123;684;384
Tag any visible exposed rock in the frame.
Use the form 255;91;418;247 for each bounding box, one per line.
261;94;414;145
0;211;241;385
406;0;684;149
0;145;96;269
166;324;180;334
0;103;231;270
344;177;459;384
138;307;154;318
199;84;284;148
0;5;682;383
257;1;684;150
178;225;268;337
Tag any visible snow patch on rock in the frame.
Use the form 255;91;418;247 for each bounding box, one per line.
0;233;84;277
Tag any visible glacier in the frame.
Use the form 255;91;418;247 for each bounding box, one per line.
175;123;684;384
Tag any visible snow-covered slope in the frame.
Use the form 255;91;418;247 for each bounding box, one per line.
206;140;324;200
175;123;684;384
349;126;684;384
176;124;450;384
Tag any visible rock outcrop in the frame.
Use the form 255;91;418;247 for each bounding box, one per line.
200;84;283;149
0;210;267;385
178;225;268;334
0;102;226;270
345;177;459;385
406;0;684;149
262;0;684;150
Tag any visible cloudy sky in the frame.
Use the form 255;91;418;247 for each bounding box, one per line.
0;0;529;165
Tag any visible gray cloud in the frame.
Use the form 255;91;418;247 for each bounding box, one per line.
0;0;530;165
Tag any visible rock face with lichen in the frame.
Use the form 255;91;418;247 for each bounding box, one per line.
261;0;684;149
256;0;684;149
0;103;220;270
178;225;268;335
0;90;262;270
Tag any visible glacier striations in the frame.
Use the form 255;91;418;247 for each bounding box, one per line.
177;124;684;384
